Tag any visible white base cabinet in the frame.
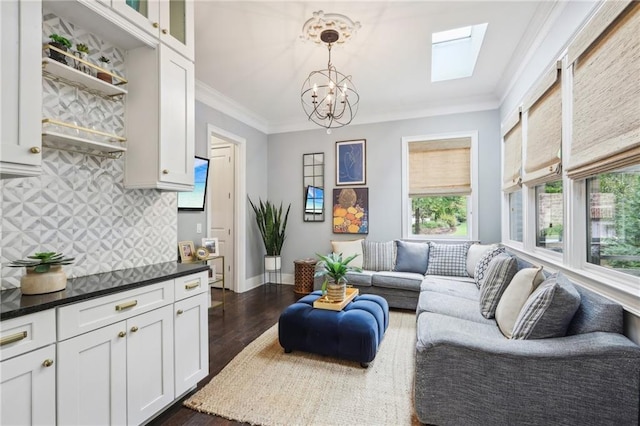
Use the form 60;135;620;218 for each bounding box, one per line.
175;291;209;395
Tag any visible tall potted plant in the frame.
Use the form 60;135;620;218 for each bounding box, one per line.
314;252;361;302
249;197;291;272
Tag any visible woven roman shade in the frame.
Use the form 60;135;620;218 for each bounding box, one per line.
409;138;471;196
523;64;562;186
502;109;522;192
566;1;640;180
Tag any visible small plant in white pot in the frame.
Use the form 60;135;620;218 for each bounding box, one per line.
249;197;290;273
9;252;75;295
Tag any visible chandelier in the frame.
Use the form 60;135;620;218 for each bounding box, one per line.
300;12;360;133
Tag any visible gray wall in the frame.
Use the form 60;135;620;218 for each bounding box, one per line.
267;109;502;275
177;100;269;279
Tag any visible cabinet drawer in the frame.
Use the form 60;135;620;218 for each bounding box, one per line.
57;281;174;340
0;310;56;361
174;272;208;301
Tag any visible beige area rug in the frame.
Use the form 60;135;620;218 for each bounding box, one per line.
185;311;420;426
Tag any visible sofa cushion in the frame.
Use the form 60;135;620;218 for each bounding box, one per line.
417;292;496;325
362;240;395;271
371;271;423;292
331;239;364;269
511;273;581;339
478;253;518;319
466;244;497;278
567;285;623;335
495;267;545;338
425;242;470;277
394;240;430;274
344;270;374;287
474;246;506;288
420;277;479;301
416;312;505;353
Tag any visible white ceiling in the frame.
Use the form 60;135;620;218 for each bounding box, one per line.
193;1;558;134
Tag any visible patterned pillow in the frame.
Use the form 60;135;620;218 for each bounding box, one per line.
466;244;497;277
362;240;395;271
394;240;429;274
474;246;506;288
511;273;581;340
425;242;470;277
478;253;518;319
331;239;364;269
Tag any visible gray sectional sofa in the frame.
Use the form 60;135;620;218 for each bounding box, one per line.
315;239;640;424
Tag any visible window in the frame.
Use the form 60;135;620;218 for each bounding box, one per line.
509;190;523;242
586;167;640;277
535;180;563;253
404;134;475;239
431;23;488;82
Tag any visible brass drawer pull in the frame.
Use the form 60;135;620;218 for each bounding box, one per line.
30;147;41;154
185;281;200;290
0;331;28;346
152;22;159;28
115;300;138;311
118;331;126;338
43;359;54;367
162;29;168;34
130;326;139;333
177;309;184;315
162;169;169;174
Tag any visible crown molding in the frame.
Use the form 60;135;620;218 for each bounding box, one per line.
195;79;269;134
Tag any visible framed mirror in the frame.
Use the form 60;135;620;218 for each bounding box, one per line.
303;152;325;222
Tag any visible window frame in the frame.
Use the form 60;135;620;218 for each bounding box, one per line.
401;131;479;241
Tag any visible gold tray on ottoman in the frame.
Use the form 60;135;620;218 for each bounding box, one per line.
313;288;359;311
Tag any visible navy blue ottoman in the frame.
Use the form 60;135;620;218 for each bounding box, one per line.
278;291;389;367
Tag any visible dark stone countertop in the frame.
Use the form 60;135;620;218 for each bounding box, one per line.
0;262;210;321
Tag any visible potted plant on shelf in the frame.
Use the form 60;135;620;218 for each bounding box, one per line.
74;43;90;74
9;252;75;295
314;252;361;302
249;197;290;273
48;34;72;65
96;55;112;83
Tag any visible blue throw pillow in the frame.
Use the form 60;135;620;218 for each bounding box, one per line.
394;240;429;274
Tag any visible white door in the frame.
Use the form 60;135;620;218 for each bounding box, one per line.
174;292;209;396
210;145;235;290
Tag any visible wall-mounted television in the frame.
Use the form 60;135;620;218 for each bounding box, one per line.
305;185;324;214
178;156;210;211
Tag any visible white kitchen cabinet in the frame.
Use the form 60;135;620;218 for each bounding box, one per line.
112;0;194;60
57;305;174;425
0;345;56;425
124;43;194;190
0;0;43;179
174;272;209;396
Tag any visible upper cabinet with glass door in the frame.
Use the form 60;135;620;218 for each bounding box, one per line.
111;0;194;60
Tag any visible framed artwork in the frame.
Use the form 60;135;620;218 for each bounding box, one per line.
202;237;219;256
178;241;195;262
336;139;366;186
333;187;369;234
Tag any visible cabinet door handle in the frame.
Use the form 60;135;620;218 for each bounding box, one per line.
30;147;41;154
43;359;54;367
177;309;184;315
162;169;169;174
118;331;127;338
162;29;168;34
0;331;28;346
152;22;159;28
115;300;137;311
185;281;200;290
130;326;139;333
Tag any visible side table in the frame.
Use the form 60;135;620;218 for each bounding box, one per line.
293;258;317;295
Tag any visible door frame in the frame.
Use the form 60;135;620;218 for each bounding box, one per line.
206;124;246;293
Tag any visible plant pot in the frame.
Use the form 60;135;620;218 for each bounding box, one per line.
326;278;347;302
96;70;112;84
49;42;68;65
20;265;67;295
264;255;281;271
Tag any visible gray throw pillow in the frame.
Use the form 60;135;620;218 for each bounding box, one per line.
511;272;581;339
478;253;518;319
394;240;429;274
474;246;506;289
425;242;470;277
362;240;395;271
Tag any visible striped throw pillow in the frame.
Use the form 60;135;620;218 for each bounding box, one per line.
362;240;395;271
478;253;518;319
474;246;506;288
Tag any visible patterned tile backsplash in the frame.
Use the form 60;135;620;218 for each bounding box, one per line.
0;12;178;289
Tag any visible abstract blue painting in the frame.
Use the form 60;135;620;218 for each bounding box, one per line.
336;139;366;185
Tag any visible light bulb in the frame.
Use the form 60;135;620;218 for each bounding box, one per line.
313;83;318;94
329;81;334;90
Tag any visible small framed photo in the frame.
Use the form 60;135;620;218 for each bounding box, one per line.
202;237;219;256
336;139;366;186
178;241;195;262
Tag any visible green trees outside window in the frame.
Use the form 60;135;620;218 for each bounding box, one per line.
411;196;468;236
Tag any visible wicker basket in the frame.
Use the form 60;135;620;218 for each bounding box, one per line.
294;259;317;295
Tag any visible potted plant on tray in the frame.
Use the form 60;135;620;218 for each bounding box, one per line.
9;252;75;295
249;197;290;273
97;55;112;84
48;34;72;65
315;252;361;302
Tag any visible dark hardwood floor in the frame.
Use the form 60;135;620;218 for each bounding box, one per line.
150;284;298;425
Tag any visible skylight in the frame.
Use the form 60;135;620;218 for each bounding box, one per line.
431;23;488;82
